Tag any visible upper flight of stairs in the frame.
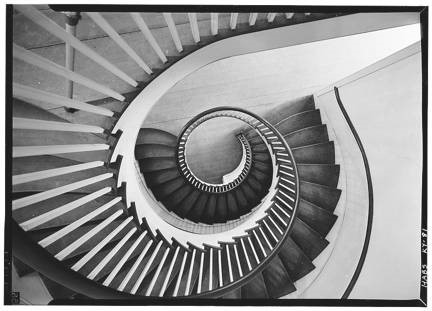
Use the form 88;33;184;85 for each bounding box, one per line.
10;6;343;301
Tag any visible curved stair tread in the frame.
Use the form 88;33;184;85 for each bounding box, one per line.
136;128;177;146
222;288;242;299
292;141;335;164
233;187;250;215
152;176;186;199
162;183;195;211
297;164;340;188
275;109;322;135
290;218;329;260
135;144;175;159
241;273;269;298
253;151;271;162
249;167;270;184
202;194;217;224
283;124;329;149
226;191;240;220
296;199;338;237
175;188;201;217
214;194;229;223
144;167;181;186
299;181;341;213
138;157;177;172
262;254;296;298
278;237;315;282
251;142;268;153
245;174;264;193
263;95;315;125
239;182;260;206
186;192;210;222
251;160;272;174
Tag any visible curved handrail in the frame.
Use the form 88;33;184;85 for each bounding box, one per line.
222;134;252;184
171;106;301;297
176;131;252;193
174;108;263;193
333;87;374;299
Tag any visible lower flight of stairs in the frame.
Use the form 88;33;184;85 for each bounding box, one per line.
135;128;272;224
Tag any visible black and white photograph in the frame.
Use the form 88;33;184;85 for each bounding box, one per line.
3;2;428;306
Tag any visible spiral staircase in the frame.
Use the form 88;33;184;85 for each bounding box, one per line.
10;6;346;301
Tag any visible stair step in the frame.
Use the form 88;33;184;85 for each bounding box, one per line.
249;167;270;184
251;142;268;153
144;167;181;186
292;141;335;164
153;176;185;199
162;184;194;210
278;237;315;282
299;181;341;213
239;182;259;206
284;124;329;148
233;187;249;215
262;254;296;298
136;128;177;146
241;273;268;298
226;191;240;220
253;151;271;162
202;194;217;224
175;188;201;217
275;109;322;135
290;218;329;260
297;164;340;188
264;95;315;125
135;144;175;159
221;287;241;299
214;194;228;223
186;192;209;223
297;199;338;237
252;160;272;174
246;175;263;193
138;157;177;172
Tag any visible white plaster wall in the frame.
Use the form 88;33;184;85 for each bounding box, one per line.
313;44;422;300
339;50;423;300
